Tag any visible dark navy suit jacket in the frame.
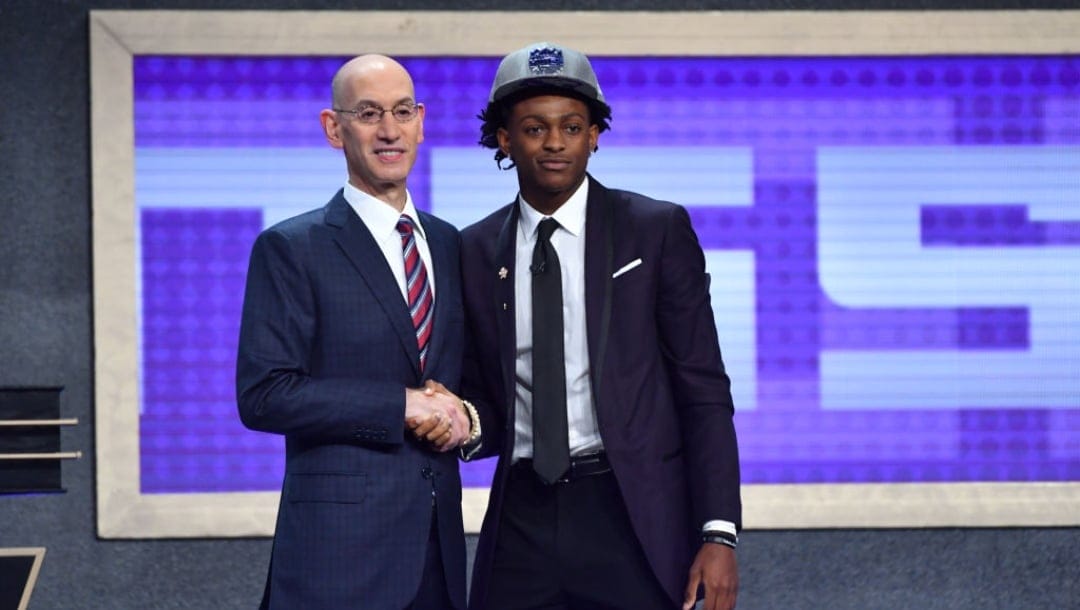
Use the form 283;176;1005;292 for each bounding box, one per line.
237;190;467;609
460;177;742;609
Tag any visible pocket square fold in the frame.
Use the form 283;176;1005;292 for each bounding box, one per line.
612;258;643;279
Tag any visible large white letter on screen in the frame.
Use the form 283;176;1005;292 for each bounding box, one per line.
818;146;1080;410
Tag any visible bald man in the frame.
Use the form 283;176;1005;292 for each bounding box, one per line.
237;55;472;610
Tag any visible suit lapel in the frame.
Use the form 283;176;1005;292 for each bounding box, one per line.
495;204;520;422
584;177;615;409
326;192;420;375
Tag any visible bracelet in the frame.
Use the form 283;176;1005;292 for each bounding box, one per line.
460;399;482;446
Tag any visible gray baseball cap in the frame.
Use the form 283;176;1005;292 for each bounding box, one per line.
488;42;606;105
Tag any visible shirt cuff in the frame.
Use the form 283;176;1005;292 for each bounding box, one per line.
702;520;738;549
702;520;737;536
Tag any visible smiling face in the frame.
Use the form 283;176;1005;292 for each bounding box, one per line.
497;94;599;215
319;56;424;210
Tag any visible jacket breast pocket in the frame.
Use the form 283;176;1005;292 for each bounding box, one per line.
286;472;367;504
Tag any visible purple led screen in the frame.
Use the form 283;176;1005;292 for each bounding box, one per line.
135;55;1080;493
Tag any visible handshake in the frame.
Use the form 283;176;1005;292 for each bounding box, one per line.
405;380;477;453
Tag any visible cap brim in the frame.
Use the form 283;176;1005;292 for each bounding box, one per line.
491;76;601;104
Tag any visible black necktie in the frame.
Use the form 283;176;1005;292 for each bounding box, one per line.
531;217;569;484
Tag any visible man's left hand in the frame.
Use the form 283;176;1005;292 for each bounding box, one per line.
682;542;737;610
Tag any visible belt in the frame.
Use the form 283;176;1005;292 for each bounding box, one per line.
515;452;612;484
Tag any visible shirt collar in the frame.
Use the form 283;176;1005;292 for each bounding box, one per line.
342;182;426;240
517;176;589;240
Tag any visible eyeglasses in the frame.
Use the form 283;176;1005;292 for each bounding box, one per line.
333;102;422;124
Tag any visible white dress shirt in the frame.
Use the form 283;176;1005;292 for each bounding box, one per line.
506;179;737;540
512;178;603;462
342;183;435;303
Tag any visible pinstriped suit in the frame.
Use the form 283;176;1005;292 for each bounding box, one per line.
237;190;467;609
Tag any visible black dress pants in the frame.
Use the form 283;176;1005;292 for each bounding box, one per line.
484;461;676;610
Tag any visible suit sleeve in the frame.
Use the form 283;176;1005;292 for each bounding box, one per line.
456;224;509;462
655;205;743;530
457;248;506;461
235;227;405;445
459;312;505;461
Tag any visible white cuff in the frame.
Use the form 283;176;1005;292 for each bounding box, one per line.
702;520;737;536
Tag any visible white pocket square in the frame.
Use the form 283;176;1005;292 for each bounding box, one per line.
612;258;643;279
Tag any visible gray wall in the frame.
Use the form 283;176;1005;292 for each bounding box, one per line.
1;1;1077;608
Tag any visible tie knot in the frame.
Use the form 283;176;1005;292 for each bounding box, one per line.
396;215;415;237
537;217;559;243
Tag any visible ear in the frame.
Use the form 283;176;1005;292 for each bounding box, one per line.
588;123;600;153
416;102;426;145
496;127;511;158
319;109;344;149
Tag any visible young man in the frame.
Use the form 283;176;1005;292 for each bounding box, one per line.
456;42;743;610
453;42;743;608
236;55;472;609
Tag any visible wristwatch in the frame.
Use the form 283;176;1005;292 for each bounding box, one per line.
703;531;737;549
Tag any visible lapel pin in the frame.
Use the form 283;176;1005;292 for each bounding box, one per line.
498;267;508;279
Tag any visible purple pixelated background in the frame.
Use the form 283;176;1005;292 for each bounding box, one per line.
135;55;1079;493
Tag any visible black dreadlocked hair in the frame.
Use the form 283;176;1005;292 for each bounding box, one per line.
477;85;612;170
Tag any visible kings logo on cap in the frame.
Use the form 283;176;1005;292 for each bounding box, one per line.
528;47;564;75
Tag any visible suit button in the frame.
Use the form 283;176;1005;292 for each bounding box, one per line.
421;467;433;479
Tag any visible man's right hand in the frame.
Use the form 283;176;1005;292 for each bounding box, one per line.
405;384;469;451
421;380;472;439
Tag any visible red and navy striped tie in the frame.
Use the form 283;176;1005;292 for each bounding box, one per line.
396;216;434;371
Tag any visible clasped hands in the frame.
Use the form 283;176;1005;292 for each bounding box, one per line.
405;380;470;452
